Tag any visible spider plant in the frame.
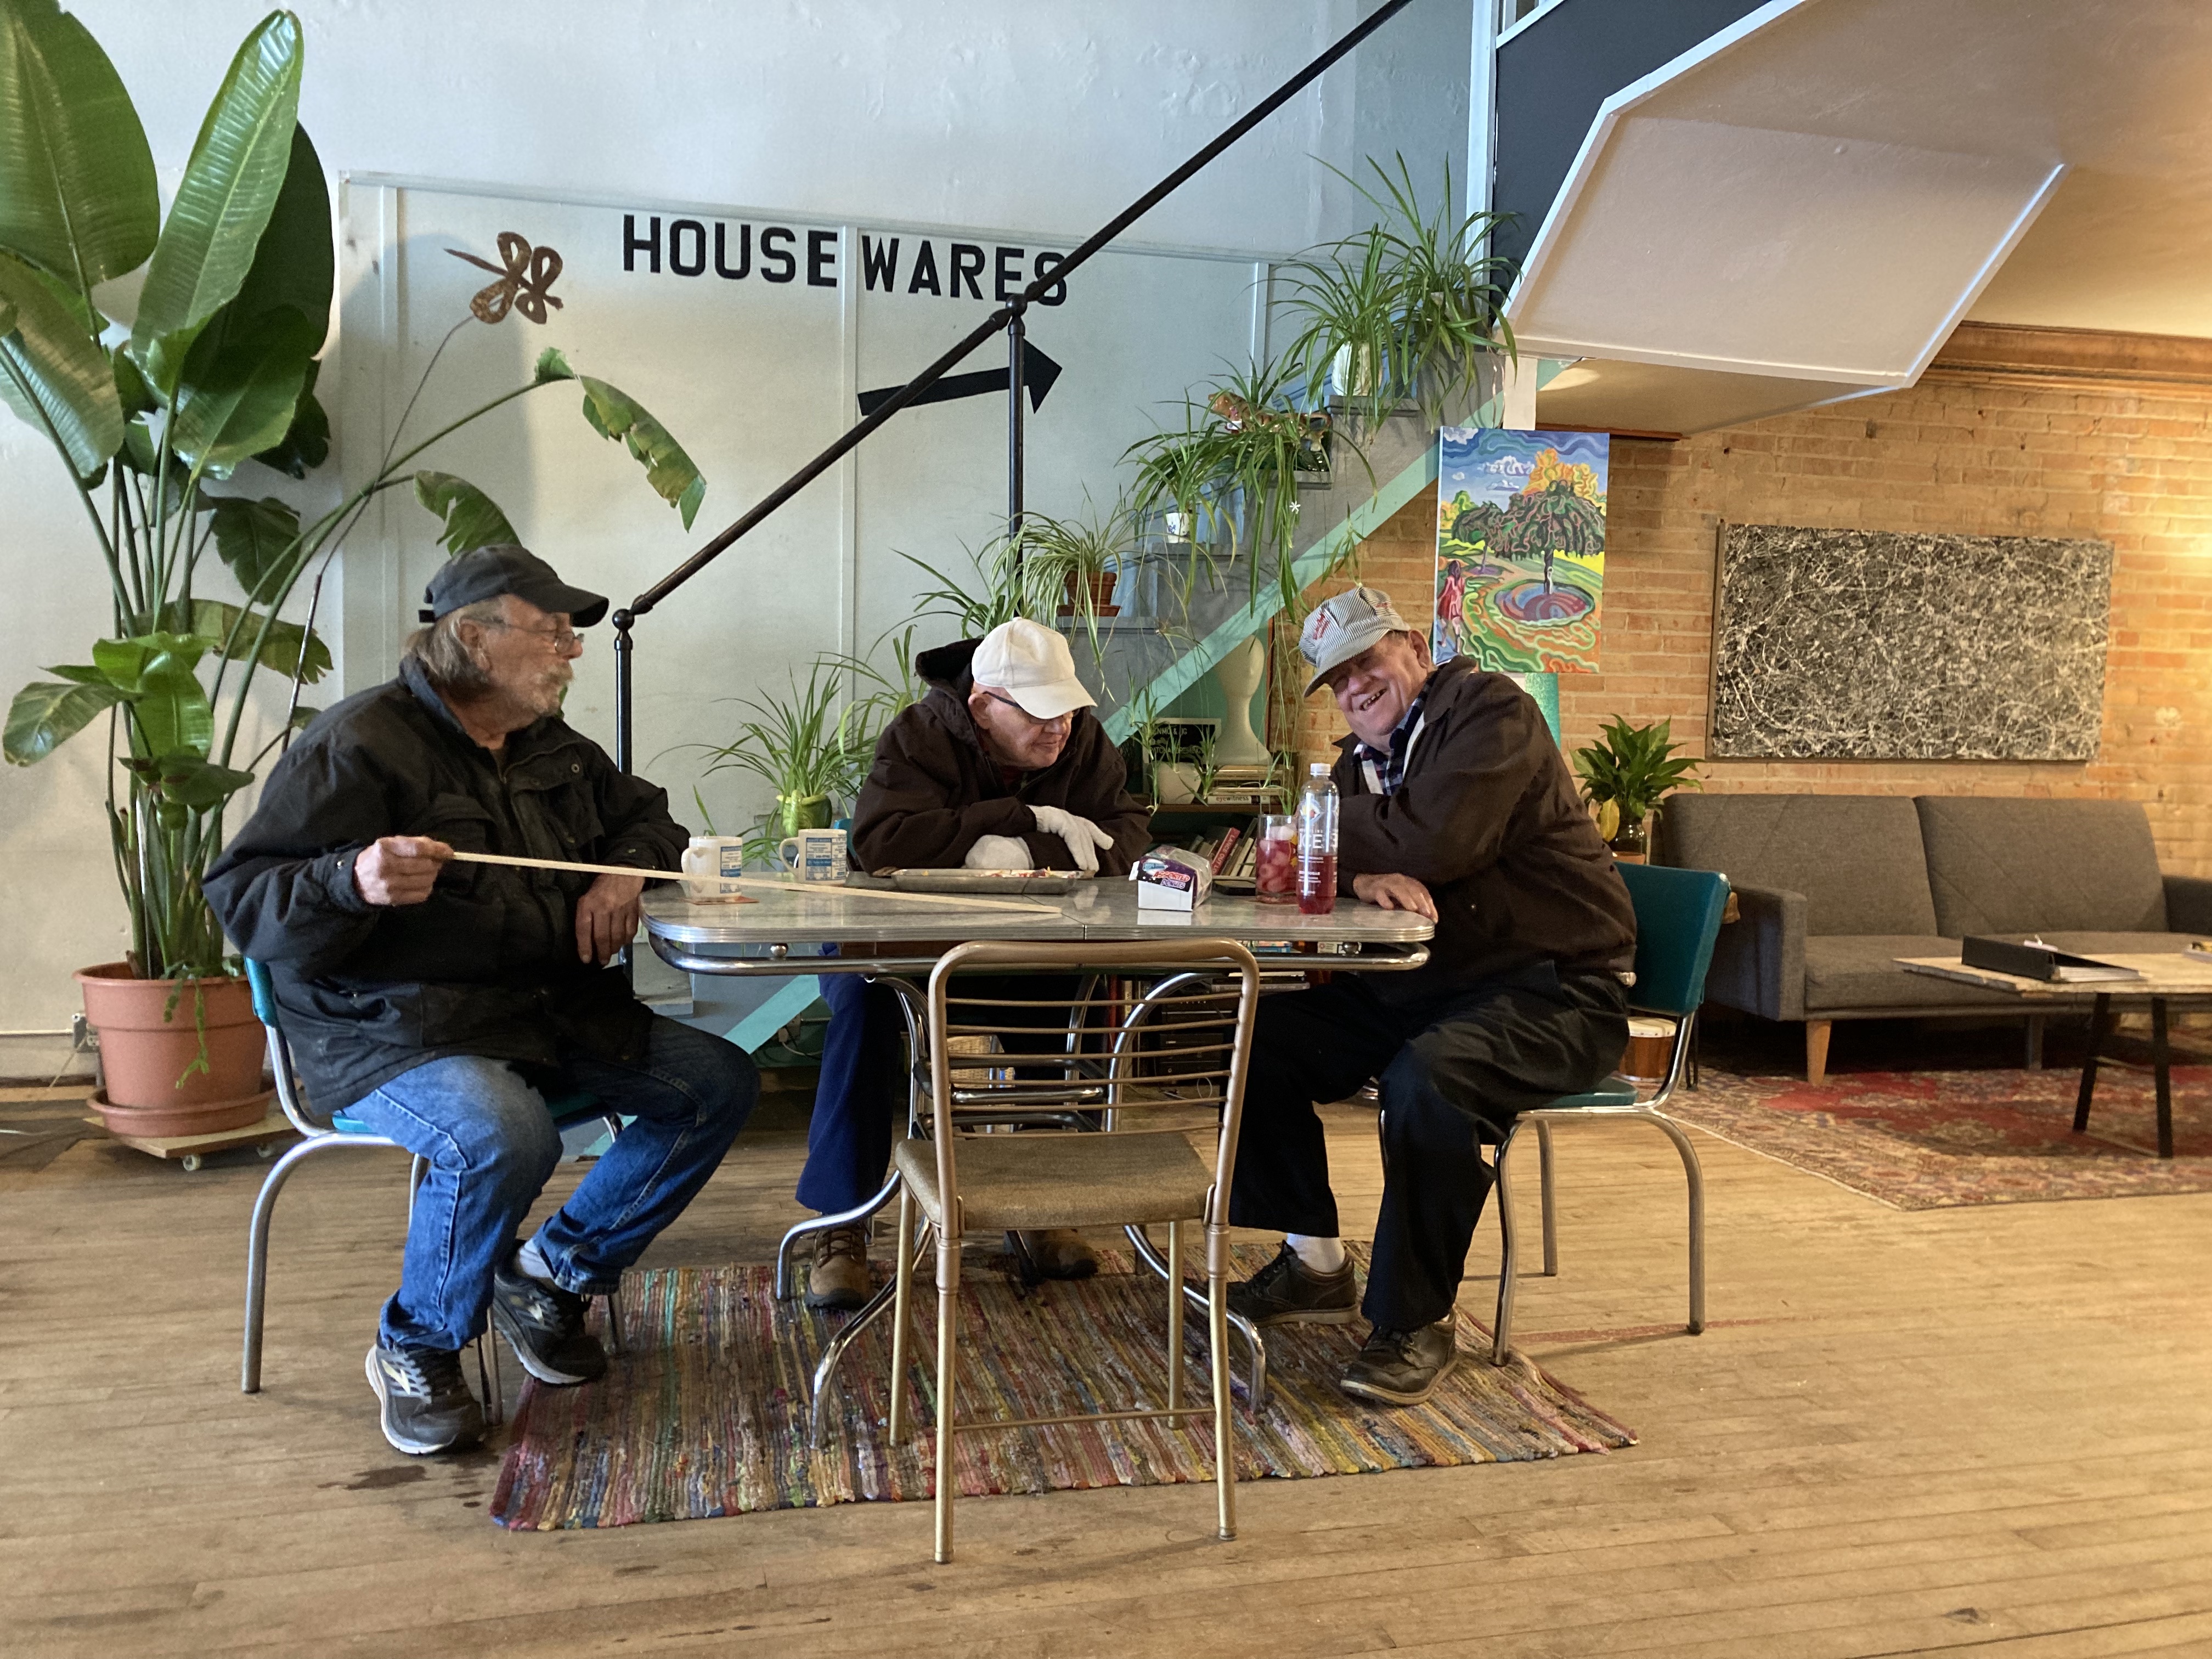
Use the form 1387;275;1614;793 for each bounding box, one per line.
1277;154;1519;432
895;535;1049;640
692;662;878;854
1017;494;1142;665
1124;358;1327;608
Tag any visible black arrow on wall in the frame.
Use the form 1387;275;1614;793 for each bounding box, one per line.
857;340;1064;419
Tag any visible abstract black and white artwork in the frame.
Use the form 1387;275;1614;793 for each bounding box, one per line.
1709;525;2112;761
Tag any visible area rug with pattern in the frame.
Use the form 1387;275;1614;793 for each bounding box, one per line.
490;1243;1634;1530
1667;1062;2212;1209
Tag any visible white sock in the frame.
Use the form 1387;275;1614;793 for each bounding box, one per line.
516;1236;557;1285
1285;1233;1346;1273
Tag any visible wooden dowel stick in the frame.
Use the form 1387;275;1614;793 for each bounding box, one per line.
443;850;1064;914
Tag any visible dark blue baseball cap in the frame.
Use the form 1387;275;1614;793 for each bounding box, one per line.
420;544;609;627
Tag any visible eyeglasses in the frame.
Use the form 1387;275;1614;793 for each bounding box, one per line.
476;618;585;653
981;690;1070;730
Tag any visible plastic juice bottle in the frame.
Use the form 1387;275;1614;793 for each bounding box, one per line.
1296;762;1339;916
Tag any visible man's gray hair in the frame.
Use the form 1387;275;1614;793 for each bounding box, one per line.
402;597;506;695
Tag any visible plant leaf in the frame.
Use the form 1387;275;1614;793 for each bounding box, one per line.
146;752;254;810
0;247;120;473
247;356;325;476
165;302;317;473
183;597;330;684
4;676;120;764
0;0;158;291
128;9;302;391
413;469;517;555
533;345;573;383
204;493;299;598
111;338;155;414
578;375;706;529
126;654;213;759
219;123;330;353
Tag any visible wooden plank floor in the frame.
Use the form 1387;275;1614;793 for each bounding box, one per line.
3;1081;2209;1658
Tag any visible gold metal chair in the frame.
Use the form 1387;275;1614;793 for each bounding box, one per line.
880;939;1262;1564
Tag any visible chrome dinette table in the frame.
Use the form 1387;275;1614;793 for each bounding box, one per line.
644;877;1434;1427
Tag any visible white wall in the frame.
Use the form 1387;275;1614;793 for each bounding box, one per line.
1;0;1473;1066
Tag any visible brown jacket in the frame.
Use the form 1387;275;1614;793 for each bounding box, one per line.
851;639;1151;874
1333;658;1635;995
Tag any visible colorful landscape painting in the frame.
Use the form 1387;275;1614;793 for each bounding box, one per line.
1433;428;1609;675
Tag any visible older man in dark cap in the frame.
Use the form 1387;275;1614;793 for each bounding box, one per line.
206;545;756;1458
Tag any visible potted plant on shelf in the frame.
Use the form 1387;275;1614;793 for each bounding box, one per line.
1571;716;1703;863
1277;156;1517;433
1019;495;1143;665
689;662;879;857
0;4;705;1134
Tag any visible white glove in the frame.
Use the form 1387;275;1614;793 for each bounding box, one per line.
964;834;1036;872
1030;805;1114;875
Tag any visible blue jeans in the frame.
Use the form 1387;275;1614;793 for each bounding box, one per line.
346;1015;757;1351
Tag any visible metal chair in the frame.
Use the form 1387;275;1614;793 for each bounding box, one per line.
1489;862;1732;1364
878;939;1262;1564
239;958;625;1414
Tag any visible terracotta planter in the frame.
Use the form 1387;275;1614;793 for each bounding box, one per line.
1056;570;1121;618
76;964;269;1130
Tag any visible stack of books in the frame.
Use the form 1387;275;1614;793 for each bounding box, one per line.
1160;815;1266;889
1193;764;1282;809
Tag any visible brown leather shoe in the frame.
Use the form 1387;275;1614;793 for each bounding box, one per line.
804;1223;872;1310
1013;1227;1100;1280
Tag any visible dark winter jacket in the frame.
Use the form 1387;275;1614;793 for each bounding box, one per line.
202;658;684;1113
851;639;1150;875
1333;658;1635;997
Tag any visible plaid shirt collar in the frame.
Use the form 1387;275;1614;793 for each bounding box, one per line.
1354;681;1432;798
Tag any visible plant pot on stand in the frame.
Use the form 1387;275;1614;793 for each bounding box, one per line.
1056;569;1121;619
77;966;272;1137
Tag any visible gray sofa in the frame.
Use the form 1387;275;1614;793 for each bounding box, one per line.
1657;795;2212;1082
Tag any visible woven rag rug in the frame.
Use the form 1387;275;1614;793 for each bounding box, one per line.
1667;1063;2212;1210
491;1243;1633;1530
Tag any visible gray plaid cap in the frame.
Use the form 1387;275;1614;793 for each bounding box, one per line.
1298;585;1416;696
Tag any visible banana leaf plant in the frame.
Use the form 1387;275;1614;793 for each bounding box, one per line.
0;2;704;984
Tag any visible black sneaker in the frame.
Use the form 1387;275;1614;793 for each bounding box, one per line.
491;1254;608;1385
365;1343;484;1455
1339;1322;1458;1407
1224;1242;1359;1327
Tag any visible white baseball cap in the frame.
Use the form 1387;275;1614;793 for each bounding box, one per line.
971;618;1097;720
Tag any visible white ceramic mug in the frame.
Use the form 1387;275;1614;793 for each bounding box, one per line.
778;827;848;883
679;835;748;902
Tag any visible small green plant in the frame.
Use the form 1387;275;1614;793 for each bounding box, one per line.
1278;155;1518;431
1572;716;1703;841
1018;495;1142;665
896;535;1049;640
690;663;878;857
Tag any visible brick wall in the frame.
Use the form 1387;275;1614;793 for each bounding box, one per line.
1288;369;2212;877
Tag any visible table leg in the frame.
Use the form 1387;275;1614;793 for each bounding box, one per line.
2073;994;2109;1135
2152;997;2174;1160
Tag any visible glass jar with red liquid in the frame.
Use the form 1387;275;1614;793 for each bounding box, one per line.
1254;813;1297;906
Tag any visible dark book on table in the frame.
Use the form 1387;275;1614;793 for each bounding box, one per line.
1961;936;2144;984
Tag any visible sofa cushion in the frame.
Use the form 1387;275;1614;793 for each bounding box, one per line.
1915;798;2167;936
1803;936;2021;1012
1660;794;1939;937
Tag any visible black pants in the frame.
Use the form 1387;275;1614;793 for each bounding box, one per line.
1229;965;1629;1330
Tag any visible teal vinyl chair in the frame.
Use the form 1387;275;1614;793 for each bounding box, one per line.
1488;862;1731;1364
239;958;625;1412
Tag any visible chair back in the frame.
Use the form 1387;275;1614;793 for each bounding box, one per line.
242;958;328;1135
924;939;1263;1229
1618;864;1731;1018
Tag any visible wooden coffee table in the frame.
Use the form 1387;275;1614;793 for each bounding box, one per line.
1898;952;2212;1158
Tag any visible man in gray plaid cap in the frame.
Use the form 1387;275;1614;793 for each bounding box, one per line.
1225;586;1635;1405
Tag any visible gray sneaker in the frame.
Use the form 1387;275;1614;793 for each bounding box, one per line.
491;1255;608;1385
1225;1242;1358;1327
1339;1322;1458;1407
365;1343;485;1456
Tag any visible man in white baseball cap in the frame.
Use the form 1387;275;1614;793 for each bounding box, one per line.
793;616;1150;1306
